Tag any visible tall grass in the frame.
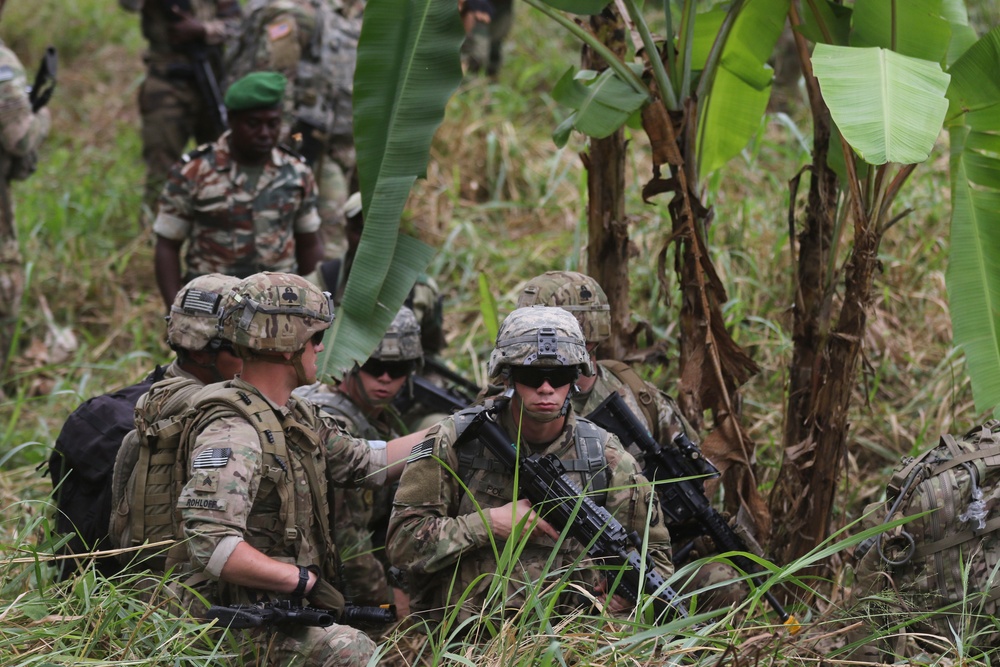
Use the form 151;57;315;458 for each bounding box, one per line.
0;0;991;664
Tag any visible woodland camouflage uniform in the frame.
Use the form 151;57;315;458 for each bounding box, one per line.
225;0;363;258
153;132;320;279
118;0;242;219
0;39;50;376
387;306;673;623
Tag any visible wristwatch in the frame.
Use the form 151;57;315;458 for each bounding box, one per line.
292;565;310;598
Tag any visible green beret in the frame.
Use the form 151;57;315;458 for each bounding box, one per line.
224;71;287;112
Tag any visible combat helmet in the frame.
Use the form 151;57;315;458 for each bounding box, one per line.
516;271;611;344
167;273;241;352
222;271;334;355
370;306;423;363
487;306;592;381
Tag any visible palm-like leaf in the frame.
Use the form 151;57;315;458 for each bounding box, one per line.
695;0;789;182
945;27;1000;414
318;0;464;379
551;65;648;146
812;44;950;165
850;0;950;63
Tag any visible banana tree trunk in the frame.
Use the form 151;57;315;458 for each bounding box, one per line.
582;10;633;360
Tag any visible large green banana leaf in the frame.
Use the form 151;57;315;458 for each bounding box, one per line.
551;64;648;147
945;26;1000;415
695;0;789;183
849;0;950;64
811;45;949;165
318;0;464;379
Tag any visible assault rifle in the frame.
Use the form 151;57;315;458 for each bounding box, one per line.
459;398;688;622
393;356;480;417
207;600;397;630
165;0;227;134
27;47;57;113
586;392;798;631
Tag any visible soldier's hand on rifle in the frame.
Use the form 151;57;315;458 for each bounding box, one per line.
488;498;560;541
168;7;207;45
593;578;633;614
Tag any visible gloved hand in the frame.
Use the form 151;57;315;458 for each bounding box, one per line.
306;567;345;616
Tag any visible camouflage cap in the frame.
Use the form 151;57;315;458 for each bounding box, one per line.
166;274;241;352
224;71;286;112
516;270;611;344
222;272;334;353
370;306;422;362
487;306;592;380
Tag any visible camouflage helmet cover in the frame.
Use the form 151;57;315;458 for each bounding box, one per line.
487;306;592;380
222;271;334;353
167;273;242;351
516;270;611;344
370;306;422;362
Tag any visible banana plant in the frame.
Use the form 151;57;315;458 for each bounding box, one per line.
533;0;789;540
317;0;465;379
768;0;994;568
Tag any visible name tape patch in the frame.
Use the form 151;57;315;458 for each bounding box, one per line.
192;447;232;469
182;497;228;511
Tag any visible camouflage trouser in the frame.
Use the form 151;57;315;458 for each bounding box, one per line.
138;68;218;223
462;0;514;76
254;622;376;667
0;182;22;378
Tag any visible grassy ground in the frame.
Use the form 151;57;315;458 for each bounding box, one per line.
0;0;991;664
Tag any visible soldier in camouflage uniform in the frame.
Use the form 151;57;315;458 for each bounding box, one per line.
118;0;242;223
295;306;423;612
168;272;427;666
0;35;50;378
387;306;673;623
224;0;363;259
153;71;323;310
517;270;749;611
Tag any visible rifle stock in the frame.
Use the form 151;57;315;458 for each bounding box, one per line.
587;392;799;632
461;402;688;622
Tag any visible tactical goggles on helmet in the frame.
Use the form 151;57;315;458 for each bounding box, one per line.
360;358;416;379
509;366;578;389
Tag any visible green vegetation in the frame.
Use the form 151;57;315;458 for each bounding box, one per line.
0;0;992;664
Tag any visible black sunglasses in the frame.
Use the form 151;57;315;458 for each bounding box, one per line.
360;358;415;379
509;366;577;389
311;330;325;346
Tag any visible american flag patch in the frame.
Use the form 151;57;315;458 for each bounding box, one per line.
192;448;232;469
408;439;434;463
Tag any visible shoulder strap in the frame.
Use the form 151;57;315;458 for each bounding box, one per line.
598;360;660;436
573;418;609;503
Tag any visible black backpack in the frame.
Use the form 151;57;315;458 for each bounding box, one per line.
48;366;165;580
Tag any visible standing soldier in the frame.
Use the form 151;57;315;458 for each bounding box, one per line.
224;0;363;259
296;305;423;615
118;0;242;224
0;27;51;378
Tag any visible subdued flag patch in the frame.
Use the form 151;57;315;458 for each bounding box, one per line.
408;439;434;463
192;447;233;469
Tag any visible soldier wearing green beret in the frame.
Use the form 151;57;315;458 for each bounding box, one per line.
152;71;324;311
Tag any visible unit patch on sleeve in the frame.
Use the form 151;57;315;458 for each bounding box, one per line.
408;439;434;463
192;447;233;469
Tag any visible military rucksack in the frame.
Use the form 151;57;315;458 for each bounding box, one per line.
597;360;660;435
109;378;296;571
851;420;1000;657
48;366;166;580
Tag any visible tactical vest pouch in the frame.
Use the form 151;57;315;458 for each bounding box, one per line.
851;420;1000;657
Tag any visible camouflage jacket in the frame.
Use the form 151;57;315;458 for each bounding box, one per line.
153;132;321;278
0;40;50;188
572;362;698;470
119;0;243;67
386;406;673;621
176;377;388;605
